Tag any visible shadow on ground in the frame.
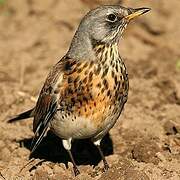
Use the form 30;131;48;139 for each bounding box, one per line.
18;132;113;168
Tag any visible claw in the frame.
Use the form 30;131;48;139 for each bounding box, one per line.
73;166;80;176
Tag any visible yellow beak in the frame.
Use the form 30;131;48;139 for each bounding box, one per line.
125;7;151;21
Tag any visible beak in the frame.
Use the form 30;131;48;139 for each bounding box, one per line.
125;7;151;21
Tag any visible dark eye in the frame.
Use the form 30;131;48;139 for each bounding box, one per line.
107;13;117;22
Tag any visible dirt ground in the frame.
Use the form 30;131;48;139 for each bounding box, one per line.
0;0;180;179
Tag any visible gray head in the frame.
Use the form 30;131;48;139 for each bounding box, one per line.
67;5;150;60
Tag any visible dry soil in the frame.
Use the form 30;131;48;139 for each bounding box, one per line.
0;0;180;179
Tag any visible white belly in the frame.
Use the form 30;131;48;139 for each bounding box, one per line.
49;112;118;140
50;112;98;139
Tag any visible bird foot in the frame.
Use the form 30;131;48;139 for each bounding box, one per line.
103;161;109;172
73;166;80;176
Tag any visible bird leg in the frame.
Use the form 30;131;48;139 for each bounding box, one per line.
96;145;109;171
67;149;80;176
93;139;109;171
62;139;80;176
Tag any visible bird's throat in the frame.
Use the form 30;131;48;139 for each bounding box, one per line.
67;31;122;66
93;43;122;66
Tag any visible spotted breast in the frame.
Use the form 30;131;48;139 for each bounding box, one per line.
48;42;128;141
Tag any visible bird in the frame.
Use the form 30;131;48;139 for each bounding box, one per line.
8;5;150;176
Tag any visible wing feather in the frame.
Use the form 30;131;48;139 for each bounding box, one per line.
31;93;58;154
30;57;76;153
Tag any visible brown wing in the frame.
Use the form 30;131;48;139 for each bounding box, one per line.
31;93;58;153
31;57;79;154
30;57;69;153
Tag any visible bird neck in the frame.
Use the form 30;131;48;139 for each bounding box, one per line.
67;30;97;61
67;30;122;66
93;42;123;66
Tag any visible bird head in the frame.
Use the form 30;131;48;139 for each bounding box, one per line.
67;5;150;60
82;5;151;44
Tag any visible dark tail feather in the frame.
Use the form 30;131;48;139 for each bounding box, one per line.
8;108;34;123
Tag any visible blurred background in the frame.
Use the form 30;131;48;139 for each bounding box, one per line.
0;0;180;179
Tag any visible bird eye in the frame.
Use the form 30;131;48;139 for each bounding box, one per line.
107;13;117;22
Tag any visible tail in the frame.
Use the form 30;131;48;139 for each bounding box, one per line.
8;108;35;123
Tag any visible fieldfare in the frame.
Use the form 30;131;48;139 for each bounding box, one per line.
9;5;150;176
